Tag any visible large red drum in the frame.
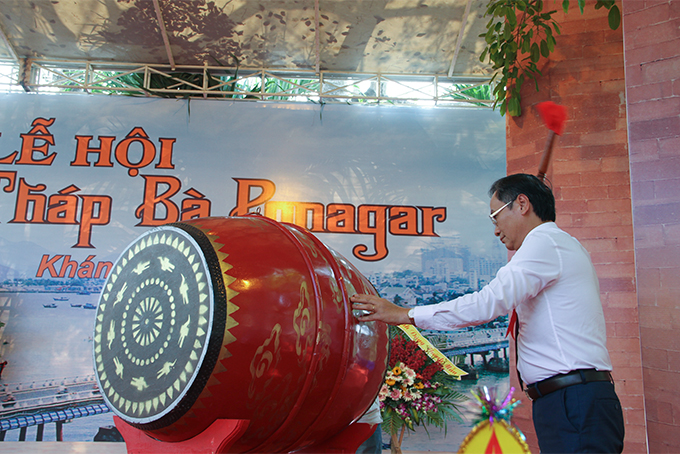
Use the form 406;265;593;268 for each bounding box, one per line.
92;215;389;452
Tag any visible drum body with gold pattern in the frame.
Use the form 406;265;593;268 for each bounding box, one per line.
92;215;389;452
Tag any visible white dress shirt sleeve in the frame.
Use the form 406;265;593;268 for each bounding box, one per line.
412;226;560;331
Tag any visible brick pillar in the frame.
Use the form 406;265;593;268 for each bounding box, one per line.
624;1;680;452
504;3;646;453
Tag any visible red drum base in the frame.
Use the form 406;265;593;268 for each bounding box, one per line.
113;416;250;453
93;215;389;453
115;416;375;454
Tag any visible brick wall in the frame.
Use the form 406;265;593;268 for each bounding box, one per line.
624;1;680;452
504;3;646;453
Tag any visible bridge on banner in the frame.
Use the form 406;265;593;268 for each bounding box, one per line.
424;327;510;373
0;375;109;441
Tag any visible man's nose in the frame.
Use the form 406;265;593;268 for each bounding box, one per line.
494;225;501;236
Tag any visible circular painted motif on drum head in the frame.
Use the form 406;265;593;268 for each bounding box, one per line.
93;227;214;425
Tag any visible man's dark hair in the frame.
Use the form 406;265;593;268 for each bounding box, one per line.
489;174;556;222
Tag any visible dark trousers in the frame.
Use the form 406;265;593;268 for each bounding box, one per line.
532;381;624;453
356;425;382;454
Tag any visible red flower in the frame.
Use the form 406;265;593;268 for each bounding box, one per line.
389;331;443;380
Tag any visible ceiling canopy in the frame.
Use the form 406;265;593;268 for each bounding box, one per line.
0;0;494;79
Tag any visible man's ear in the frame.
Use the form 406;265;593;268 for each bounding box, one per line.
516;194;532;215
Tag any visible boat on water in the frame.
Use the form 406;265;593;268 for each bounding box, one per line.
53;296;69;301
83;303;97;309
43;303;58;308
70;303;82;308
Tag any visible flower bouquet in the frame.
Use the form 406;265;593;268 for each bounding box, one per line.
380;326;467;453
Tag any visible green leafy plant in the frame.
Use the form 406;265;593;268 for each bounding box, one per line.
480;0;621;116
445;84;493;107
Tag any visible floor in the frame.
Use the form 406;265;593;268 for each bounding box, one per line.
1;442;126;453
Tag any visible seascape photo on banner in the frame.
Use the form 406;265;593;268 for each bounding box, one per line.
0;93;507;450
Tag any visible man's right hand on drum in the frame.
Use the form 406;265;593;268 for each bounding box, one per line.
350;294;412;326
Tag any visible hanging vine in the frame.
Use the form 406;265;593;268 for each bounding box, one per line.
480;0;621;116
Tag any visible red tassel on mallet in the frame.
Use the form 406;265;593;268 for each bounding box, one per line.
536;101;568;182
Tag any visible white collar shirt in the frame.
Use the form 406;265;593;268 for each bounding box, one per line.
412;222;612;384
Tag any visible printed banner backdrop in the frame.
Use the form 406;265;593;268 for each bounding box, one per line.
0;93;507;448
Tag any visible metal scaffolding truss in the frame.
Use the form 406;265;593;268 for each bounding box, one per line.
1;58;494;108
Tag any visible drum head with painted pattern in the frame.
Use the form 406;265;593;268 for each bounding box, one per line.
93;225;226;429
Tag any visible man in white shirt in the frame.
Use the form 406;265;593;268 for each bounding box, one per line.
351;173;625;453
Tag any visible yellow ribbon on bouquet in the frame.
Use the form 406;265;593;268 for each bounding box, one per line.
397;324;467;379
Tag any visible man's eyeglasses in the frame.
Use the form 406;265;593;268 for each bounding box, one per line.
489;201;512;225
